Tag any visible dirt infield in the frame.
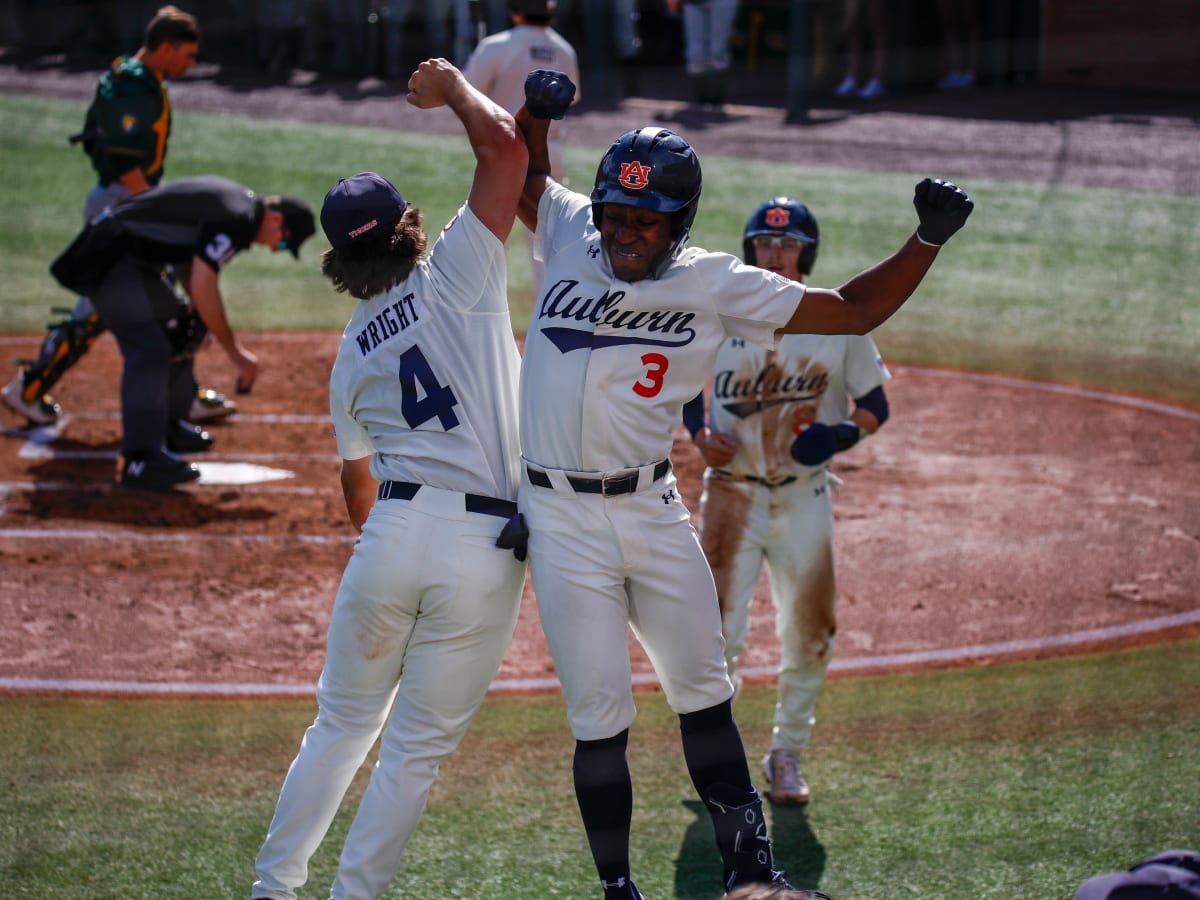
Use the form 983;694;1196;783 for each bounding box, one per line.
1;63;1198;694
1;333;1197;692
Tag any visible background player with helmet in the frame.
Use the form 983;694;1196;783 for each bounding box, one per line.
47;175;314;490
0;6;235;427
513;69;972;898
682;196;893;809
251;58;529;900
463;0;580;294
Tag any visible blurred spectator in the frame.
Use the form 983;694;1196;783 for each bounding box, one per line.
833;0;887;99
935;0;981;89
555;0;640;64
666;0;740;106
328;0;369;77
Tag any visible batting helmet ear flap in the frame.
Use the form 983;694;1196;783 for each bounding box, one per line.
742;196;819;274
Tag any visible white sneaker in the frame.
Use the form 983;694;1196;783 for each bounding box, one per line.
2;372;61;425
762;749;811;805
834;75;858;97
188;388;237;422
857;78;885;99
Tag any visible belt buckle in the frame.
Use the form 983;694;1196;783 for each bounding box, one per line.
600;470;633;496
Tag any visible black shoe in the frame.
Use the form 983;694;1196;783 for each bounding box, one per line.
167;419;214;453
120;448;201;491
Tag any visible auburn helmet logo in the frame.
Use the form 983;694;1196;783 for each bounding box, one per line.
765;206;790;228
618;161;652;190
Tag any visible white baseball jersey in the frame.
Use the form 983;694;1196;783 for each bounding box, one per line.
708;332;892;482
329;203;522;500
255;202;527;898
521;181;807;473
463;24;580;181
699;331;890;754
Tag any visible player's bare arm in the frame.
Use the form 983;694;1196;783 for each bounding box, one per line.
187;260;259;393
339;456;378;533
516;69;576;233
779;178;973;337
407;57;527;241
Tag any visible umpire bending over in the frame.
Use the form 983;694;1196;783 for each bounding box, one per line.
49;175;314;490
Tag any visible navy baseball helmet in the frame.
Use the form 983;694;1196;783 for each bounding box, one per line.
591;126;703;246
743;197;819;274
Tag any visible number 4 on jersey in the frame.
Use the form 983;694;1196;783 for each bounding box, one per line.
398;345;460;430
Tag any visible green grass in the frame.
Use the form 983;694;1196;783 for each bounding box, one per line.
2;641;1197;899
1;93;1198;402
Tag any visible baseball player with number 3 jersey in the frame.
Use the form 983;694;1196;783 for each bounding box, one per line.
683;197;892;810
514;70;973;899
251;60;529;900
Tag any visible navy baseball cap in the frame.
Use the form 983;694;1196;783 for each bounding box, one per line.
321;172;408;251
1076;851;1200;899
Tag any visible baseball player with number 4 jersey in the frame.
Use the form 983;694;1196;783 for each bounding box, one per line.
251;59;529;900
683;197;892;810
514;70;973;898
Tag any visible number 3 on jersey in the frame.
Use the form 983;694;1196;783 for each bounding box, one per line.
633;352;669;398
399;345;460;430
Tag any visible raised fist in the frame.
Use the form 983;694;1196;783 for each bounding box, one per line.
525;69;576;120
913;177;974;246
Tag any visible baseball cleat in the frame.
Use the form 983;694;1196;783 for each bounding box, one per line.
167;419;214;453
189;387;237;422
762;749;811;805
120;449;201;491
1;372;61;425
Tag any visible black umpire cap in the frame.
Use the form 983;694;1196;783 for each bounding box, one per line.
272;195;317;259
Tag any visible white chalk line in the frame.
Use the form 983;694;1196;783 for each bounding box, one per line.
3;608;1197;699
3;342;1198;696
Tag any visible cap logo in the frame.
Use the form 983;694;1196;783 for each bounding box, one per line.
618;161;652;190
121;114;137;133
348;219;379;239
765;207;790;228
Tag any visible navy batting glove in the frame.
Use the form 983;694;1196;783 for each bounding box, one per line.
524;69;576;120
913;177;974;245
495;512;529;562
791;422;862;466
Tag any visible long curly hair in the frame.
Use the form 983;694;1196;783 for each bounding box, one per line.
320;207;426;300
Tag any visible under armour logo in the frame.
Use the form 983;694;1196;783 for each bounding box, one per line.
661;488;676;504
601;877;628;889
618;161;652;189
588;245;600;258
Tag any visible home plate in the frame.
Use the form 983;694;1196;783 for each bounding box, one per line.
194;461;295;485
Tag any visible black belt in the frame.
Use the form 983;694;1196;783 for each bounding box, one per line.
526;460;671;497
713;469;798;488
376;481;517;519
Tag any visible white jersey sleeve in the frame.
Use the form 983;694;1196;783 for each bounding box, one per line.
328;204;523;499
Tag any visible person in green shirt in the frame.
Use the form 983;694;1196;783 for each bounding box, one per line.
2;6;214;427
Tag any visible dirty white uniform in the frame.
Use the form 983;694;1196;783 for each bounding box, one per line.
463;23;579;290
520;181;808;741
699;333;891;752
253;204;526;900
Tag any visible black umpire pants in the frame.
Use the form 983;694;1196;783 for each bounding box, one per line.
89;256;196;457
